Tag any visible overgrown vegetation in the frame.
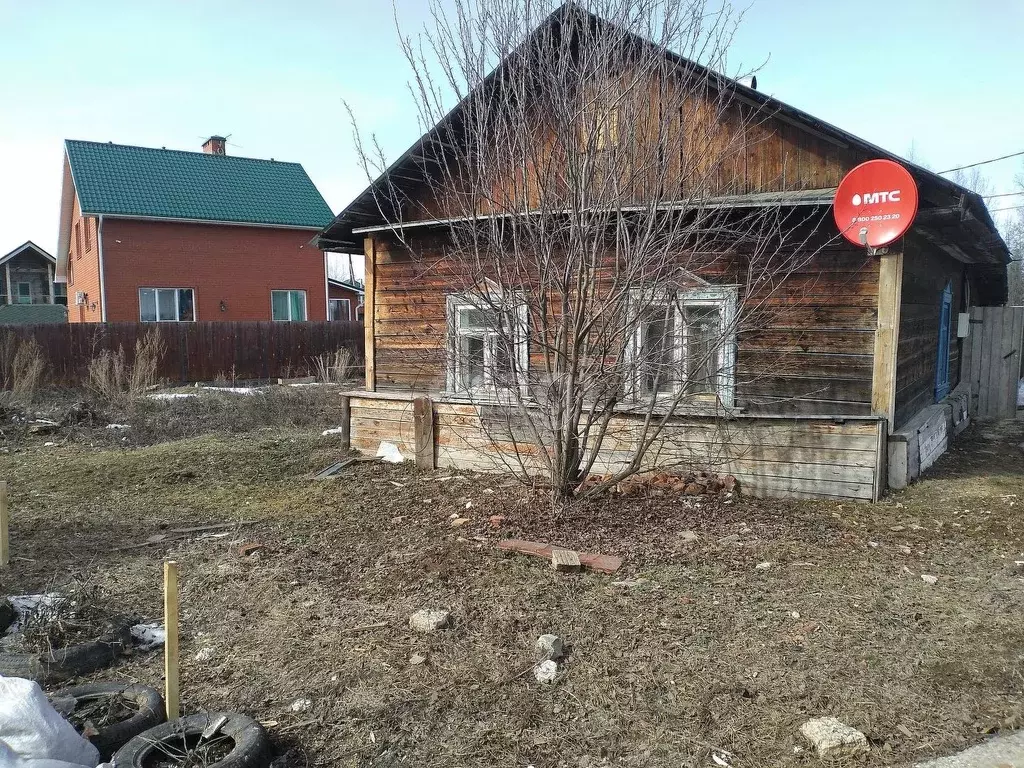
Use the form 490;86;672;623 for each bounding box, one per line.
0;332;46;406
8;576;118;654
310;348;358;384
87;330;166;405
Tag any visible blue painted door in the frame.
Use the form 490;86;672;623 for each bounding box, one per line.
934;282;952;401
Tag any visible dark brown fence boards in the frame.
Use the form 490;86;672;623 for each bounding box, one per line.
4;321;363;386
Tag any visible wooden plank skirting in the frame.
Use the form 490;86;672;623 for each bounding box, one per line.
348;392;884;502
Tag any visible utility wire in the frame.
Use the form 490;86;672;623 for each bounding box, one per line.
984;191;1024;199
938;149;1024;174
988;204;1024;214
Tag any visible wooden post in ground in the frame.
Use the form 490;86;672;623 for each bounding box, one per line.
362;237;377;392
0;481;9;567
339;395;351;451
871;247;905;425
163;561;180;721
413;396;435;470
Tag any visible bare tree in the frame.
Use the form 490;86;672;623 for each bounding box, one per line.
350;0;833;502
1006;165;1024;306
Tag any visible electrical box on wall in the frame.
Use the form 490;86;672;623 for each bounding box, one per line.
957;312;970;338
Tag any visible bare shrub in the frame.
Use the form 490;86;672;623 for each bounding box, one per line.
88;329;165;405
311;349;358;383
0;332;46;405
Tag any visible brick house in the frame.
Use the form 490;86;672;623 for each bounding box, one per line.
327;277;364;321
55;136;334;323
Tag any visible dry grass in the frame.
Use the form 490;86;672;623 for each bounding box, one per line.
0;333;46;406
1;416;1022;766
310;349;358;384
87;330;165;406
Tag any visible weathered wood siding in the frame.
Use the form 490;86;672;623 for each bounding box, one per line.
402;75;869;223
350;394;882;501
894;236;965;429
370;231;879;417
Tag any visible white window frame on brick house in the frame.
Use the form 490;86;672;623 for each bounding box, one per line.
625;285;738;407
271;290;308;321
329;298;351;321
445;291;529;397
139;287;197;322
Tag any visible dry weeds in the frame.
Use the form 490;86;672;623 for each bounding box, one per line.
87;329;166;406
0;412;1022;767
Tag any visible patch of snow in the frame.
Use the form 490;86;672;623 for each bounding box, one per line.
321;427;346;436
130;622;166;650
148;393;197;400
201;386;263;395
376;441;404;463
290;382;329;388
534;660;559;684
1018;378;1024;408
105;424;130;430
289;698;313;713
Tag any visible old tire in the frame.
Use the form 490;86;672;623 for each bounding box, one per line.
0;618;133;684
52;682;165;760
112;712;271;768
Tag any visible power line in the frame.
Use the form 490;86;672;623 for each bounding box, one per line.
938;149;1024;175
984;191;1024;199
988;204;1024;213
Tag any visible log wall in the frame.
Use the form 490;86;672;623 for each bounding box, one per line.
369;232;879;417
894;237;965;429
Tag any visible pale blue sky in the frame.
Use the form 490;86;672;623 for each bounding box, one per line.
1;0;1022;259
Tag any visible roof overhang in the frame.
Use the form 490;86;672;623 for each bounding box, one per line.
328;188;838;243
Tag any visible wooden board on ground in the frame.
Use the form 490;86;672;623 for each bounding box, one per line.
498;539;622;574
551;549;581;572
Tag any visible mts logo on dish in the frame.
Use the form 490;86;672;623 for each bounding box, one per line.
851;190;901;206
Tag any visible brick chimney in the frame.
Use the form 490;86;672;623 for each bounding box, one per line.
202;136;227;155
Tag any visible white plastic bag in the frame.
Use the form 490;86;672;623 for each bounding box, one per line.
0;675;104;768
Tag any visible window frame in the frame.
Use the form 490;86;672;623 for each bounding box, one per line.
138;287;197;322
445;292;529;397
15;282;32;305
271;289;308;322
328;297;351;322
626;286;737;407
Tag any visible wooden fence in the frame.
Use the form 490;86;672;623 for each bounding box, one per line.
2;321;364;386
961;306;1023;420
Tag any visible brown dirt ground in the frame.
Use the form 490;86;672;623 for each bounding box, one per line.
0;390;1022;767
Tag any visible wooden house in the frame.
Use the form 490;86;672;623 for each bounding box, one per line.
317;5;1011;501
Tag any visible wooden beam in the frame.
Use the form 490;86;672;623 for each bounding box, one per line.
871;247;904;425
339;395;351;451
163;561;180;721
413;396;435;470
363;237;377;392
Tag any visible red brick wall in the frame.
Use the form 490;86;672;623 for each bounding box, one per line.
98;220;327;322
65;189;103;323
328;282;363;320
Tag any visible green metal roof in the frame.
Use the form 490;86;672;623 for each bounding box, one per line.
0;304;67;326
65;140;334;229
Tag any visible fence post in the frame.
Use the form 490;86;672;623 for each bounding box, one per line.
413;396;435;470
339;396;351;451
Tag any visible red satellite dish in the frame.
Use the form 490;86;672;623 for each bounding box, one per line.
833;159;919;248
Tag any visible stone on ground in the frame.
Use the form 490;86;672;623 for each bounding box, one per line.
534;660;559;684
536;634;564;660
914;729;1024;767
409;609;450;632
799;716;869;760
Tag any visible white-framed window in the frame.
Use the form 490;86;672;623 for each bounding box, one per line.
328;298;351;322
15;282;32;304
272;290;307;321
139;288;195;322
446;292;528;395
627;286;737;406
